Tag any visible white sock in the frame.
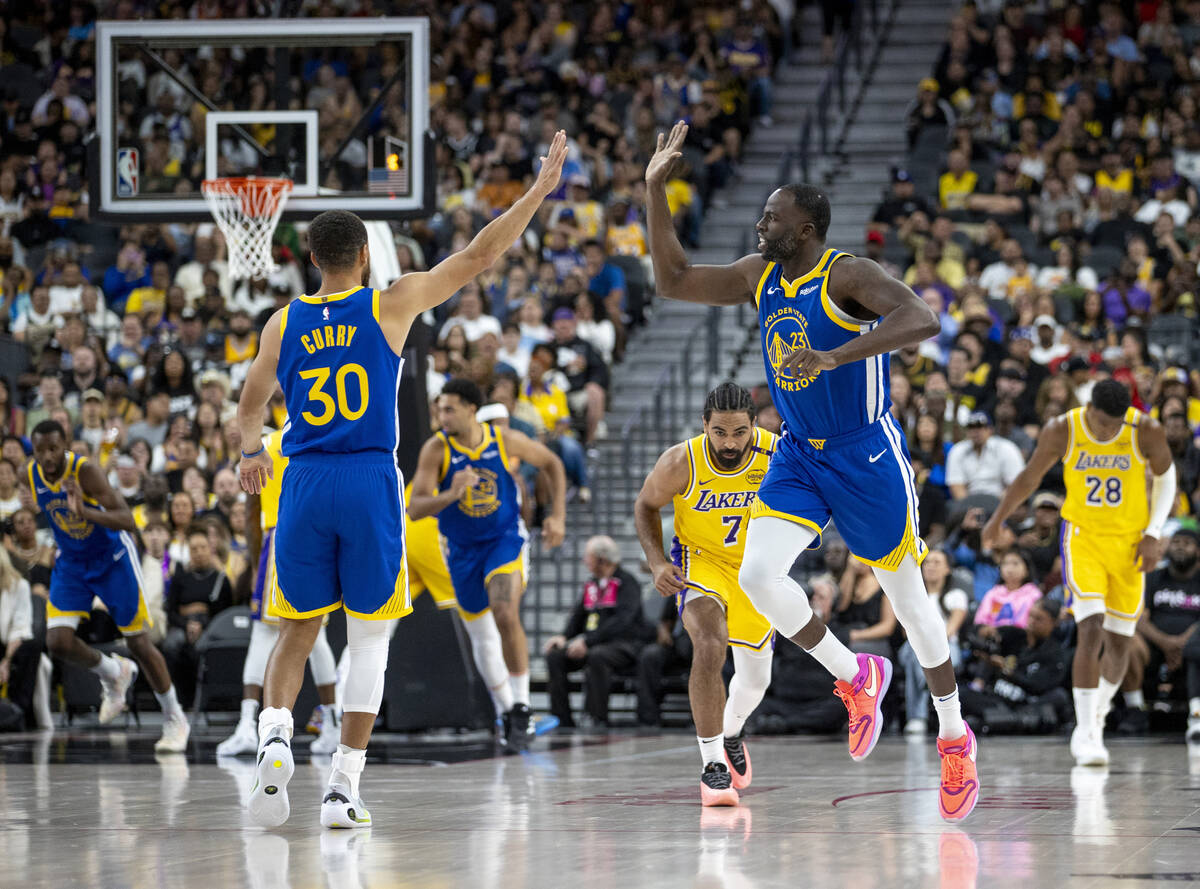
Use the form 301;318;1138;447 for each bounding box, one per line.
1073;688;1098;734
698;733;724;767
510;672;530;707
1097;675;1120;726
154;685;184;720
258;706;293;744
1190;697;1200;717
931;688;966;740
803;628;860;683
240;698;260;725
1124;689;1145;710
92;653;122;683
331;743;366;797
723;648;772;737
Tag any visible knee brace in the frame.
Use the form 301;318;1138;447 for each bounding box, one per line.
724;647;773;736
738;517;818;637
872;556;950;669
460;611;514;713
243;620;279;687
342;615;393;715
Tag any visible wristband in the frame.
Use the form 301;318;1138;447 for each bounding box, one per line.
240;445;266;459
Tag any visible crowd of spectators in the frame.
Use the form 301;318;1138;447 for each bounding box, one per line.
0;0;786;729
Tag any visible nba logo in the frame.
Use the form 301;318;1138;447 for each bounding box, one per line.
116;148;138;197
323;307;330;320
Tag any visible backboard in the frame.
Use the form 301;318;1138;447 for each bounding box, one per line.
93;17;431;222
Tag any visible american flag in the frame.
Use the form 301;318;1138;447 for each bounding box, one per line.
368;163;408;194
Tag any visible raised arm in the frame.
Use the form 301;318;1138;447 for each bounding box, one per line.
406;435;477;522
781;256;940;379
644;122;764;306
633;443;690;597
981;417;1070;550
498;427;566;548
381;131;569;321
236;309;284;494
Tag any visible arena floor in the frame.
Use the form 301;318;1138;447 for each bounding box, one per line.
2;727;1199;888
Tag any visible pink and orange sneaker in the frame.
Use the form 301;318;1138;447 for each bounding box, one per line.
700;762;739;807
833;653;893;761
936;725;980;821
723;733;752;790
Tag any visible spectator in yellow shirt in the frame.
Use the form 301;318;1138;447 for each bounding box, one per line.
1095;151;1133;194
938;149;978;210
124;260;170;314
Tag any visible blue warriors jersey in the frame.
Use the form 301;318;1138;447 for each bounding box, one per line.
434;424;521;545
755;250;890;442
29;452;124;559
276;287;404;457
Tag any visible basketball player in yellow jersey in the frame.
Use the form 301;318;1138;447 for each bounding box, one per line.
984;380;1176;767
635;383;776;806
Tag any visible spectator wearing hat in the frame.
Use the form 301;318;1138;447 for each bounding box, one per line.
870;169;933;232
864;230;902;279
946;411;1026;501
551;175;604;242
1030;315;1069;367
176;308;207;367
74;388;109;457
1127;527;1200;741
1018;492;1064;585
905;77;956;150
550;306;608;447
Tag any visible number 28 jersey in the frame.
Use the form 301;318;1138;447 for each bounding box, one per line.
277;287;404;458
1061;406;1148;536
672;428;777;564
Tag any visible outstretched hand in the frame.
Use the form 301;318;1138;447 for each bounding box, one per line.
533;130;569;198
645;121;688;186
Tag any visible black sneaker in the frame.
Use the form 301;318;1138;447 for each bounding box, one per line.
700;761;738;806
505;704;531;752
723;733;752;789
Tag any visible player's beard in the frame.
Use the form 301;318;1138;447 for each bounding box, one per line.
710;442;749;470
760;232;799;262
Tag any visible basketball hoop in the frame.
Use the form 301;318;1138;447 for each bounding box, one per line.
201;177;293;280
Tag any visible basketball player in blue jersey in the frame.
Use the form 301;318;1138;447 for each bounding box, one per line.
236;132;569;829
29;420;191;752
408;377;566;751
645;122;979;821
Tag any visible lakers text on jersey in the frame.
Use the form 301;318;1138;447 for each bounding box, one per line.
30;453;150;633
751;253;926;570
434;424;527;618
269;287;411;621
672;428;776;650
1059;406;1149;629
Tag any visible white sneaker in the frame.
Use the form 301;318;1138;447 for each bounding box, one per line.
1186;716;1200;744
98;655;138;724
1074;729;1109;767
1069;724;1088;761
217;720;259;757
155;713;191;753
320;782;372;829
311;711;341;755
904;718;927;736
249;735;295;828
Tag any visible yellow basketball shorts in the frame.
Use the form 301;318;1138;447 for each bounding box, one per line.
405;514;459;612
676;545;774;651
1060;521;1145;634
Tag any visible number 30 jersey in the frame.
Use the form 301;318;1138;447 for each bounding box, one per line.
672;427;777;565
277;287;404;458
1060;405;1148;536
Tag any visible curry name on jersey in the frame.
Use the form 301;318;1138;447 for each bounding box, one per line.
673;427;777;560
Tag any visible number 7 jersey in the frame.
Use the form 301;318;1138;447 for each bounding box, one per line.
1060;405;1148;536
672;427;777;563
276;287;404;458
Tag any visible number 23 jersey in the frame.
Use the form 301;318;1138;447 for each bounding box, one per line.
1060;405;1148;536
277;287;403;458
672;427;777;563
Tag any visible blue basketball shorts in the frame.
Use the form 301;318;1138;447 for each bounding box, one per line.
271;453;412;621
443;524;528;618
750;415;927;570
47;533;151;634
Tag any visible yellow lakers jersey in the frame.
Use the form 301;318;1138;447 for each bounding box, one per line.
673;428;776;561
259;429;288;531
1061;406;1148;535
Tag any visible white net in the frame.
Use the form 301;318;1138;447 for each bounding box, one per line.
201;177;293;280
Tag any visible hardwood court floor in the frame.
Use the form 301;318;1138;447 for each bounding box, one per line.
2;728;1199;888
